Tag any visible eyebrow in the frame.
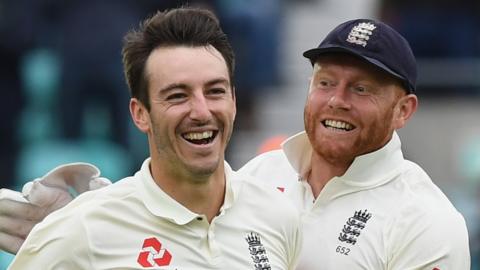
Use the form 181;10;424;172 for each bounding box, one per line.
159;83;188;93
159;78;230;93
205;78;230;87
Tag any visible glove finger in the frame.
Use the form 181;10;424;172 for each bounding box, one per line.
0;189;28;203
42;163;100;194
26;182;73;208
89;177;112;190
0;215;36;239
0;231;24;254
0;197;48;221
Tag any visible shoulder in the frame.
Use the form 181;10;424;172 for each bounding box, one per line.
387;200;469;268
36;175;139;231
239;149;288;173
232;172;300;222
396;160;459;211
17;175;139;250
385;160;465;225
385;161;470;265
66;175;138;209
238;150;297;188
11;175;137;269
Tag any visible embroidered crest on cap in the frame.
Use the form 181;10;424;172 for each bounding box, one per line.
346;22;376;47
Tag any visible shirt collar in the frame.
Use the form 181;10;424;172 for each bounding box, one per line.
138;158;237;225
282;131;404;186
219;162;236;215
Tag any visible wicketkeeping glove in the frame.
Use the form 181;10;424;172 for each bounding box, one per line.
0;163;111;254
21;162;111;210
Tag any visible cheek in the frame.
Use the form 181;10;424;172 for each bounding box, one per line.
150;109;180;136
215;99;236;119
303;102;318;136
307;90;325;106
362;106;396;138
149;114;166;138
305;91;322;114
304;92;325;121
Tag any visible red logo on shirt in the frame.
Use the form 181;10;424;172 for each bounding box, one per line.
276;187;285;192
137;237;172;268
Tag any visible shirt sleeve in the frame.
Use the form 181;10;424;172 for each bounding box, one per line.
8;209;93;270
387;207;470;270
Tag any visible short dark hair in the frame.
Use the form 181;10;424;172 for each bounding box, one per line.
122;7;235;110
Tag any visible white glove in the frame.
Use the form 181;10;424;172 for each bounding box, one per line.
22;162;111;210
0;163;111;254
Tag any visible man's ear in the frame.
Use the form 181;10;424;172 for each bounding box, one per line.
130;98;150;133
394;93;418;129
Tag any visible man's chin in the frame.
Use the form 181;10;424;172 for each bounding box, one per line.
186;160;221;179
314;144;358;163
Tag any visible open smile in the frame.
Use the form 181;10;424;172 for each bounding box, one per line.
182;130;219;145
322;119;355;131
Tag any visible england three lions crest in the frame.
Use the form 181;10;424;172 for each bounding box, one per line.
338;209;372;245
245;232;271;270
346;22;376;47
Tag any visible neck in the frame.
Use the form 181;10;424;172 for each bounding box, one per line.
150;159;226;223
308;153;352;198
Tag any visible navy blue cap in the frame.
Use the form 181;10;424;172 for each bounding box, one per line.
303;19;417;93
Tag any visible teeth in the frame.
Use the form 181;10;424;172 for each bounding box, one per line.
183;131;213;140
324;120;353;131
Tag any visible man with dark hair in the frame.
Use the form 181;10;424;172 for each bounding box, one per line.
7;8;301;269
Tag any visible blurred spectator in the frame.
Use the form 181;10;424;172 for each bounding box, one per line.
54;0;143;148
381;0;479;58
380;0;480;96
0;43;22;190
257;135;288;154
0;0;32;189
215;0;285;130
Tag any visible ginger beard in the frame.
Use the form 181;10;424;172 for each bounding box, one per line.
304;101;397;166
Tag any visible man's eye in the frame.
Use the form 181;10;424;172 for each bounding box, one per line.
208;88;226;95
353;86;367;93
316;80;332;89
166;93;187;100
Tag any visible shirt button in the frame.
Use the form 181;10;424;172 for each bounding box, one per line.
197;217;203;221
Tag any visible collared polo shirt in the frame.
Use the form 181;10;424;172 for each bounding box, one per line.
10;159;301;270
239;131;470;270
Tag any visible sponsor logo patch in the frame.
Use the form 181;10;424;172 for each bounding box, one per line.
137;237;172;268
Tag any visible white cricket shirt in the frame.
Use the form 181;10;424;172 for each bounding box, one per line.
239;131;470;270
10;159;301;270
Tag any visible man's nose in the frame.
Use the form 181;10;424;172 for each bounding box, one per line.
189;94;212;122
327;86;351;110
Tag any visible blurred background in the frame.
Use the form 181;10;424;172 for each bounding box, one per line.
1;0;479;267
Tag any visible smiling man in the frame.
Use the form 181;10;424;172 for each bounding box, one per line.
240;19;470;269
7;8;301;269
1;16;470;270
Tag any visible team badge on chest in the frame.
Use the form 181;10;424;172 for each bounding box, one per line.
338;209;372;245
245;232;271;270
